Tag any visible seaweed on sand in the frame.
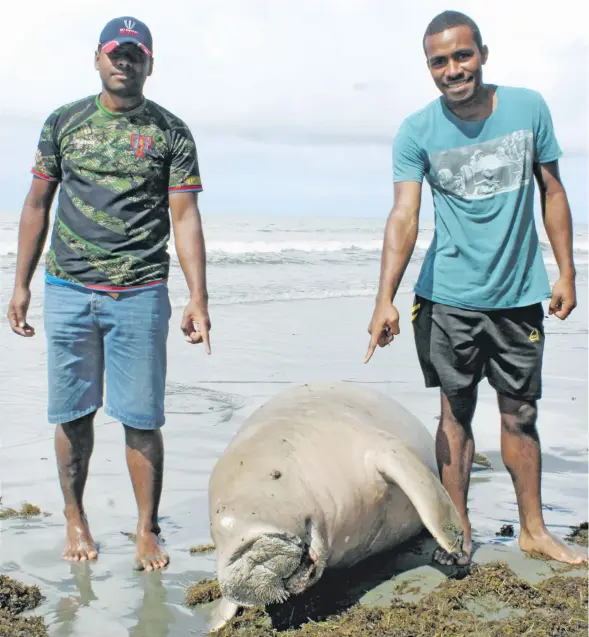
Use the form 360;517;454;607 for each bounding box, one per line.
0;503;44;521
190;544;216;555
495;524;515;537
565;522;588;548
185;579;222;605
186;561;588;637
0;575;47;637
0;612;48;637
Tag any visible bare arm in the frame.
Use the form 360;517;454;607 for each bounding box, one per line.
533;160;576;319
364;181;422;362
375;181;422;305
533;160;575;278
14;178;58;289
169;191;211;351
7;177;58;336
169;191;208;302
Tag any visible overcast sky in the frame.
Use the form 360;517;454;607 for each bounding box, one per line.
1;0;587;220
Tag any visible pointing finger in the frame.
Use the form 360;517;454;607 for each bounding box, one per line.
364;334;378;364
201;324;212;355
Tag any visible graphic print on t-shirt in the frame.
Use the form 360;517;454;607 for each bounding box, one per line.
429;129;534;200
32;95;203;289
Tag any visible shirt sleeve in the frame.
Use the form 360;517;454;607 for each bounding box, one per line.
31;111;62;182
168;125;203;193
533;92;562;164
392;119;427;183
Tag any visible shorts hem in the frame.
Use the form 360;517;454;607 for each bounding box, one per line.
105;406;165;430
437;383;482;397
487;380;542;401
48;404;102;425
421;374;483;396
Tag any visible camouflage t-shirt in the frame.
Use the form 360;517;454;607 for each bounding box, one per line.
32;94;203;290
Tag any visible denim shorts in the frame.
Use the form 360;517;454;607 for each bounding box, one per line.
43;281;172;429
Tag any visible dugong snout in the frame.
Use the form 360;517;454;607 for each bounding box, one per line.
219;531;317;606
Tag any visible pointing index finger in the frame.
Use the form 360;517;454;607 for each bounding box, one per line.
201;324;212;355
364;334;378;364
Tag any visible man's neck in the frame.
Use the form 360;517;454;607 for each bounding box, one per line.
99;90;144;114
444;84;496;122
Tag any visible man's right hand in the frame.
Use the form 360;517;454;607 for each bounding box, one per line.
7;287;35;337
364;301;400;363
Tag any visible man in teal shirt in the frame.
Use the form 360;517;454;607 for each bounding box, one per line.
365;10;586;566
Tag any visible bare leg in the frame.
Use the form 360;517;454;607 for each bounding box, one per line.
55;413;99;562
124;425;169;572
499;395;587;565
433;389;477;566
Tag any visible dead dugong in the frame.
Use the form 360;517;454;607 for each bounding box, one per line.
207;381;463;630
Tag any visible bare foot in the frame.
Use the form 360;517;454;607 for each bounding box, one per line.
433;525;472;566
519;529;588;565
63;514;98;562
134;530;169;572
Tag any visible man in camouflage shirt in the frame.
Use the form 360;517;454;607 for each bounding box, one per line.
7;16;210;571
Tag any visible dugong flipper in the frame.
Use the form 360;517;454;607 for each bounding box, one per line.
207;382;463;631
375;438;463;556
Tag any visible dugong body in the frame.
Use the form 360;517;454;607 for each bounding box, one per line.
208;382;463;630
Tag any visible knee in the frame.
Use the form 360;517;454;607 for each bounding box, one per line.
441;390;477;429
62;411;96;428
500;399;537;435
57;412;96;446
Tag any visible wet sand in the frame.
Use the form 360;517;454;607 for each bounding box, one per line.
0;288;587;636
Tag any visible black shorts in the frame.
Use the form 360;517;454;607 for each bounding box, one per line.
412;295;545;401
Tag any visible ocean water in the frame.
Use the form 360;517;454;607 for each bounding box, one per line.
0;211;587;318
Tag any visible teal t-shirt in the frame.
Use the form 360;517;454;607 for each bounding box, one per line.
393;84;561;310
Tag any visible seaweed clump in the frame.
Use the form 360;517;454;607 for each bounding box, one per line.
189;544;215;555
495;524;515;537
185;579;222;605
0;503;43;520
0;575;47;637
565;522;588;547
193;561;587;637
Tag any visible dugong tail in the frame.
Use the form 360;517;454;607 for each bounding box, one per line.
376;438;464;556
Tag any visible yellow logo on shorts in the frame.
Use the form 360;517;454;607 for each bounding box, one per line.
529;328;540;343
411;303;421;322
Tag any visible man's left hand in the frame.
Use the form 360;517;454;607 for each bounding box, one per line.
181;299;211;353
549;276;576;320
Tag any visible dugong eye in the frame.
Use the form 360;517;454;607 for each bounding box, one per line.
269;470;282;479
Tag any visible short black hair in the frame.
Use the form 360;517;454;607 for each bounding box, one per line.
423;10;483;54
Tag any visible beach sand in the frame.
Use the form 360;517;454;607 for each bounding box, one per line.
0;286;587;636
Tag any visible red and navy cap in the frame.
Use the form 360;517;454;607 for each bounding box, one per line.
99;16;153;57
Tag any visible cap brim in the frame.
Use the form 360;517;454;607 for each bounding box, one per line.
101;38;152;56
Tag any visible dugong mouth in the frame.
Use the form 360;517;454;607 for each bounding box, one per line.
219;532;319;606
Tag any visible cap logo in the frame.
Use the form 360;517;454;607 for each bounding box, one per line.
120;19;139;37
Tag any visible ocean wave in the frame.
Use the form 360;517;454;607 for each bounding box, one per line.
0;238;386;257
0;234;586;262
205;239;384;254
0;238;432;259
168;285;414;307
